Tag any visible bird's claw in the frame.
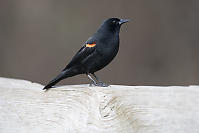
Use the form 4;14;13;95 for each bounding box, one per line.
89;83;97;87
97;82;109;87
89;82;109;87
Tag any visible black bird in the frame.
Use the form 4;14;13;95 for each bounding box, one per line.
43;18;129;91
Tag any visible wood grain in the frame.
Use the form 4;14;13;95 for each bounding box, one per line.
0;77;199;133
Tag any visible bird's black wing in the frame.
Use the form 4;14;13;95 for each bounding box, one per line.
63;38;97;70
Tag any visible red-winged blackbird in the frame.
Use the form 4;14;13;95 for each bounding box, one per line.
43;18;129;90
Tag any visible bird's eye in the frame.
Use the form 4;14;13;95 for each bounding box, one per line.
113;20;116;23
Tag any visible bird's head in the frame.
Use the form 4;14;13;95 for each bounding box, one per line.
98;18;129;33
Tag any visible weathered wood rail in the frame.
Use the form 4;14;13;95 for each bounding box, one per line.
0;77;199;133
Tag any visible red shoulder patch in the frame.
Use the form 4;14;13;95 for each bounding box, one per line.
86;43;96;48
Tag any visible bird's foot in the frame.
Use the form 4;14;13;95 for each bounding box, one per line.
96;82;109;87
89;82;98;87
89;82;109;87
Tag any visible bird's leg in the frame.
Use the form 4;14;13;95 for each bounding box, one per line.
92;73;109;87
86;73;97;86
92;73;102;83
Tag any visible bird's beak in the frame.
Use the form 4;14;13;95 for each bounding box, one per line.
119;19;130;25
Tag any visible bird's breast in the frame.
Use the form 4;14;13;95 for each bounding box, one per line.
97;40;119;56
95;41;119;64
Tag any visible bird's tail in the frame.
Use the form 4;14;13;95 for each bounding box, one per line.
43;70;68;91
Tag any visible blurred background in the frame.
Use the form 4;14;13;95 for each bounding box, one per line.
0;0;199;86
